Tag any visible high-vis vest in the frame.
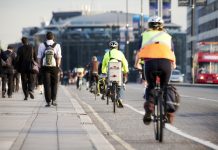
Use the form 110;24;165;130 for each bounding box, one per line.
138;30;175;62
101;49;129;74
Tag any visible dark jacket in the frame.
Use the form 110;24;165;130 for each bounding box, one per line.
16;44;37;73
0;49;16;74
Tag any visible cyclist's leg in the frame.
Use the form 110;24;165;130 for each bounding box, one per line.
89;74;94;91
76;77;79;89
116;85;124;107
143;60;157;124
158;59;174;124
95;74;100;95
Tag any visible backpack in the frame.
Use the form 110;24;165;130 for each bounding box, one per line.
164;84;180;113
1;51;13;67
42;42;57;67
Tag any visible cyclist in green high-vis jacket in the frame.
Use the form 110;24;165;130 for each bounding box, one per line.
101;41;129;107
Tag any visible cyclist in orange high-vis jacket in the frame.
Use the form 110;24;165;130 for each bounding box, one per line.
135;16;176;125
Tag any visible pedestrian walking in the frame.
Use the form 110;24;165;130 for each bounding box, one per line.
16;37;37;100
37;31;62;107
0;45;16;98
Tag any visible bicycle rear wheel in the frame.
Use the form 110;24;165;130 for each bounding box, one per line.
153;95;159;140
107;96;109;105
94;82;97;100
157;94;164;142
106;87;109;105
153;93;164;142
111;84;117;113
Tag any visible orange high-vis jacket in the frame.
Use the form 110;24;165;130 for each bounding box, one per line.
138;30;176;62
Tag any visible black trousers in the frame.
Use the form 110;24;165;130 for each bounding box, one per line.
21;73;35;98
13;72;20;92
144;59;172;100
89;73;98;88
2;71;13;96
42;67;59;103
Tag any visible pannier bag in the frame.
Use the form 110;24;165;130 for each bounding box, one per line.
164;84;180;113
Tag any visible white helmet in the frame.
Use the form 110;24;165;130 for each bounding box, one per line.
109;41;118;49
148;16;164;24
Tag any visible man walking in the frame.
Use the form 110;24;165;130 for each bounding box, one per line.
37;31;62;107
16;37;37;100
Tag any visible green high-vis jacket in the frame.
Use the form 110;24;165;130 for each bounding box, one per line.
101;48;129;74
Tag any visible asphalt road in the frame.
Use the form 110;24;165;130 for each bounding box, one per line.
68;83;218;150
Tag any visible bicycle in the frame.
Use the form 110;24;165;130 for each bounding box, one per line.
152;71;168;142
108;62;122;113
90;73;98;100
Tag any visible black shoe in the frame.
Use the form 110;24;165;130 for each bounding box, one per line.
51;101;57;106
143;113;152;125
29;91;34;99
2;91;6;98
45;103;51;107
117;99;124;108
101;96;105;100
24;97;28;100
8;95;12;98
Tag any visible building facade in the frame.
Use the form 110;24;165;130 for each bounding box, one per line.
187;0;218;81
22;10;187;82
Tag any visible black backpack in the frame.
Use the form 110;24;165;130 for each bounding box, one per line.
1;51;13;67
164;84;180;113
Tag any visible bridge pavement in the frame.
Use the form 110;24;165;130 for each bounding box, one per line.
0;85;114;150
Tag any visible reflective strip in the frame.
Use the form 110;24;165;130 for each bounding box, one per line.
142;31;166;46
141;31;172;49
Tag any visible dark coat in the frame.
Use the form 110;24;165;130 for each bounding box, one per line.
16;44;37;73
0;49;16;74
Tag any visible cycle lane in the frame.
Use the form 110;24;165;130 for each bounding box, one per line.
71;84;215;150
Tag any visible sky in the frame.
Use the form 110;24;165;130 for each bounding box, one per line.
0;0;187;49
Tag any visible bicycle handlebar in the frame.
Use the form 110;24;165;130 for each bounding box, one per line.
134;67;143;73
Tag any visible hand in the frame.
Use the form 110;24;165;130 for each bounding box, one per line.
100;73;107;78
123;73;128;83
171;62;176;69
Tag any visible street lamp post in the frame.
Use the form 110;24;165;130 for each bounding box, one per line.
126;0;129;62
140;0;143;34
158;0;163;18
191;0;195;84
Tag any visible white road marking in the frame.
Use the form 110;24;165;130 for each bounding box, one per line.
62;86;116;150
181;95;218;103
80;101;135;150
124;103;218;150
128;85;218;103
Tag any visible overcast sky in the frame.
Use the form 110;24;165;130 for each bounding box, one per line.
0;0;186;49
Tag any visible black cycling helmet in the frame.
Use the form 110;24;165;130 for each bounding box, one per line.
109;41;118;49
